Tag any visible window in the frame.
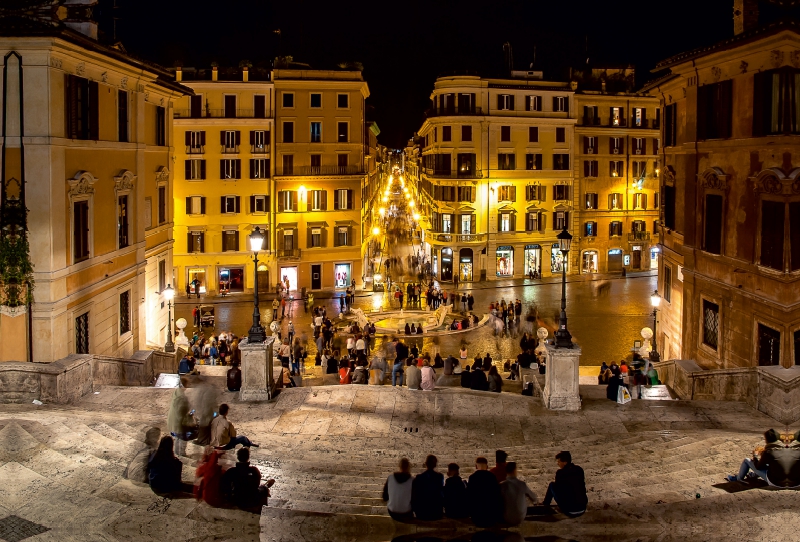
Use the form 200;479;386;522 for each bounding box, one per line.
632;161;647;178
155;106;166;146
158;186;166;224
254;95;267;118
337;93;349;108
457;153;475;176
457;186;474;202
664;265;672;303
610;106;624;126
460;214;473;234
118;90;128;142
498;153;516;170
754;68;800;136
697;80;733;140
610;161;624;177
632;137;645;155
584;221;597;237
283;121;294;143
526;154;542;171
525;95;542;111
704;194;723;255
310;93;322;108
334;189;353;210
554;211;569;230
250;130;269;152
664;185;676;229
188;231;204;253
702;300;720;350
553;185;569;201
224;95;237;118
584;160;599;177
117;195;129;249
310;122;322;143
158;259;166;292
497;94;514;110
609;221;623;236
185;196;205;215
336;226;350;246
73;200;90;262
583;136;596;154
525;185;546;201
583;105;599;124
190;94;202;118
337;122;348;143
283;230;295;251
308;227;322;248
221;195;241;214
310;154;321;172
461;125;472;142
758;324;782;366
499;213;515;232
337;154;349;170
528;126;539;143
222;230;239;252
610;137;623;154
526;212;545;232
282;154;294;175
441;213;452;233
632;220;646;233
75;312;89;354
278;190;298;212
119;290;131;335
608;193;623;210
654;192;660;210
186;130;205;153
760;200;800;271
221;130;240;152
555;127;566;143
283;92;294;108
553;154;569;170
220;159;241;179
66;75;98;140
309;189;327;211
633;107;645;127
585;193;598;209
442;126;452;142
250;195;269;214
553;96;568;112
500;126;511;142
250;158;270;179
633;193;648;210
497;185;516;201
664;104;677;146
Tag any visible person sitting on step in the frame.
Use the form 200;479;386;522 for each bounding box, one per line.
542;451;587;517
383;458;414;521
726;428;784;484
220;447;275;512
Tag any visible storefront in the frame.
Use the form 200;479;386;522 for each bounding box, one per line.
496;246;514;277
187;267;206;295
582;251;598;274
550;244;567;273
608;249;623;273
650;246;659;269
432;251;438;276
279;266;298;292
334;263;351;288
218;267;244;294
524;244;541;277
459;248;473;281
441;248;453;281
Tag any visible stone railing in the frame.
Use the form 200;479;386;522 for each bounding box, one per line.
654;359;800;424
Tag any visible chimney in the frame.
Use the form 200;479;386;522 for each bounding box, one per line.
212;66;218;81
242;66;249;82
175;67;182;82
733;0;759;35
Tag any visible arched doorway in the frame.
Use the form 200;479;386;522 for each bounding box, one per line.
459;248;473;281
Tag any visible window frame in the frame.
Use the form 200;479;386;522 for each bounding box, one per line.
701;297;721;353
310;121;322;143
337;93;349;109
119;289;132;337
310;93;322;108
337;121;349;143
282;92;295;109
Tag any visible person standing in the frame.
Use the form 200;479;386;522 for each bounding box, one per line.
500;462;538;525
192;306;200;328
287;321;295;344
382;458;414;521
411;455;444;520
467;293;474;311
280;296;287;318
467;457;501;527
272;298;280;321
542;451;588;517
339;294;346;314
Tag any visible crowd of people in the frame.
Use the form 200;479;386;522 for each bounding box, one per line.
383;449;587;526
726;429;800;487
598;360;661;401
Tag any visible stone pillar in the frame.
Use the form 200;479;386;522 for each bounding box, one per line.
0;306;28;362
543;343;582;411
239;337;275;401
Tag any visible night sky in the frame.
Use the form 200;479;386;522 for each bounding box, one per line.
102;0;785;148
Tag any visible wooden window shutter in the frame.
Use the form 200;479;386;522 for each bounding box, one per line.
221;196;226;214
291;191;298;211
249;130;255;145
200;131;206;145
348;226;353;246
187;232;193;252
278;192;284;212
234;231;239;251
553;96;558;111
220;130;226;146
321;228;327;248
510;213;516;231
525;96;531;111
497;214;502;231
250;195;256;213
347;190;353;210
249;159;255;177
497;94;503;110
185;131;191;146
235;196;241;213
88;81;99;140
236;160;242;178
583;160;590;177
470;215;476;234
334;191;340;210
185;197;191;214
199;233;205;253
539;213;546;232
509;95;515;110
200;160;206;179
307;228;312;248
321;191;328;210
235;130;241;145
510;186;516;201
200;197;206;214
66;75;78;139
563;97;569;114
220;160;225;179
185;160;191;179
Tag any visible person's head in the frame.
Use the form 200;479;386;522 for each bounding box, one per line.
407;358;414;367
236;447;250;463
489;365;499;376
555;451;572;469
219;403;229;417
424;455;438;470
474;356;482;365
464;364;471;372
505;461;518;478
398;457;411;473
155;435;175;459
495;450;508;464
765;428;781;444
145;427;161;448
475;457;489;470
447;463;460;477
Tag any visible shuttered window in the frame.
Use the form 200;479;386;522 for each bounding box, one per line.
66;75;99;140
697;80;733;140
220;195;241;214
334;189;353;210
184;159;206;180
118;90;128;142
249;195;269;214
73;200;90;262
278;191;298;212
222;230;240;252
703;194;723;255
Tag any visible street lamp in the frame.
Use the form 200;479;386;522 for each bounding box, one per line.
163;284;175;353
554;227;573;348
247;226;267;343
650;290;661;362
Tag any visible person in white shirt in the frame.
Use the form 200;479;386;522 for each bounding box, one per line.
346;336;355;355
355;336;366;356
500;462;538;525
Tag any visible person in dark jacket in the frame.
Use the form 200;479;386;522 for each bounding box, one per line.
443;463;468;519
726;428;786;483
467;457;501;527
542;451;587;517
460;365;472;388
470;367;489;391
227;362;242;392
482;353;493;371
411;455;444;520
220;447;275;512
606;372;623;401
147;436;191;495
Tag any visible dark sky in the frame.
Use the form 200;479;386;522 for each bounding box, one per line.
103;0;767;147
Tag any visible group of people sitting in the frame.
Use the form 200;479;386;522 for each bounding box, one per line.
448;313;481;331
727;429;800;487
188;330;240;367
599;360;660;401
383;450;588;526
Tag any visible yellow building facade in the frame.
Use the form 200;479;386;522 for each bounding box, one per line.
0;22;188;360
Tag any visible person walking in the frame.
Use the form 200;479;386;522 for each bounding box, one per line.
272;298;279;321
339;294;346;314
211;404;260;450
467;293;474;311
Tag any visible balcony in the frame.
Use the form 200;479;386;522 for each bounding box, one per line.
422;168;482;179
277;165;365;176
425;107;484;118
174;109;273;119
251;144;270;154
581;116;602;126
221;145;239;154
186;145;204;154
628;232;651;242
433;233;487;243
277;248;301;259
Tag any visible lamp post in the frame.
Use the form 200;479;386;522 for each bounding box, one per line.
554;227;573;348
163;284;175;353
247;226;267;343
650;289;661;362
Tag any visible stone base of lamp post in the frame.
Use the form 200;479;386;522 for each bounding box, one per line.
239;337;276;401
543;343;582;411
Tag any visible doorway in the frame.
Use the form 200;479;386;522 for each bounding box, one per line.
631;246;642;269
280;266;298;293
758;324;781;366
582;251;598;274
311;264;322;290
334;263;351;288
441;248;453;281
608;249;623;273
459;248;473;281
257;265;269;293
